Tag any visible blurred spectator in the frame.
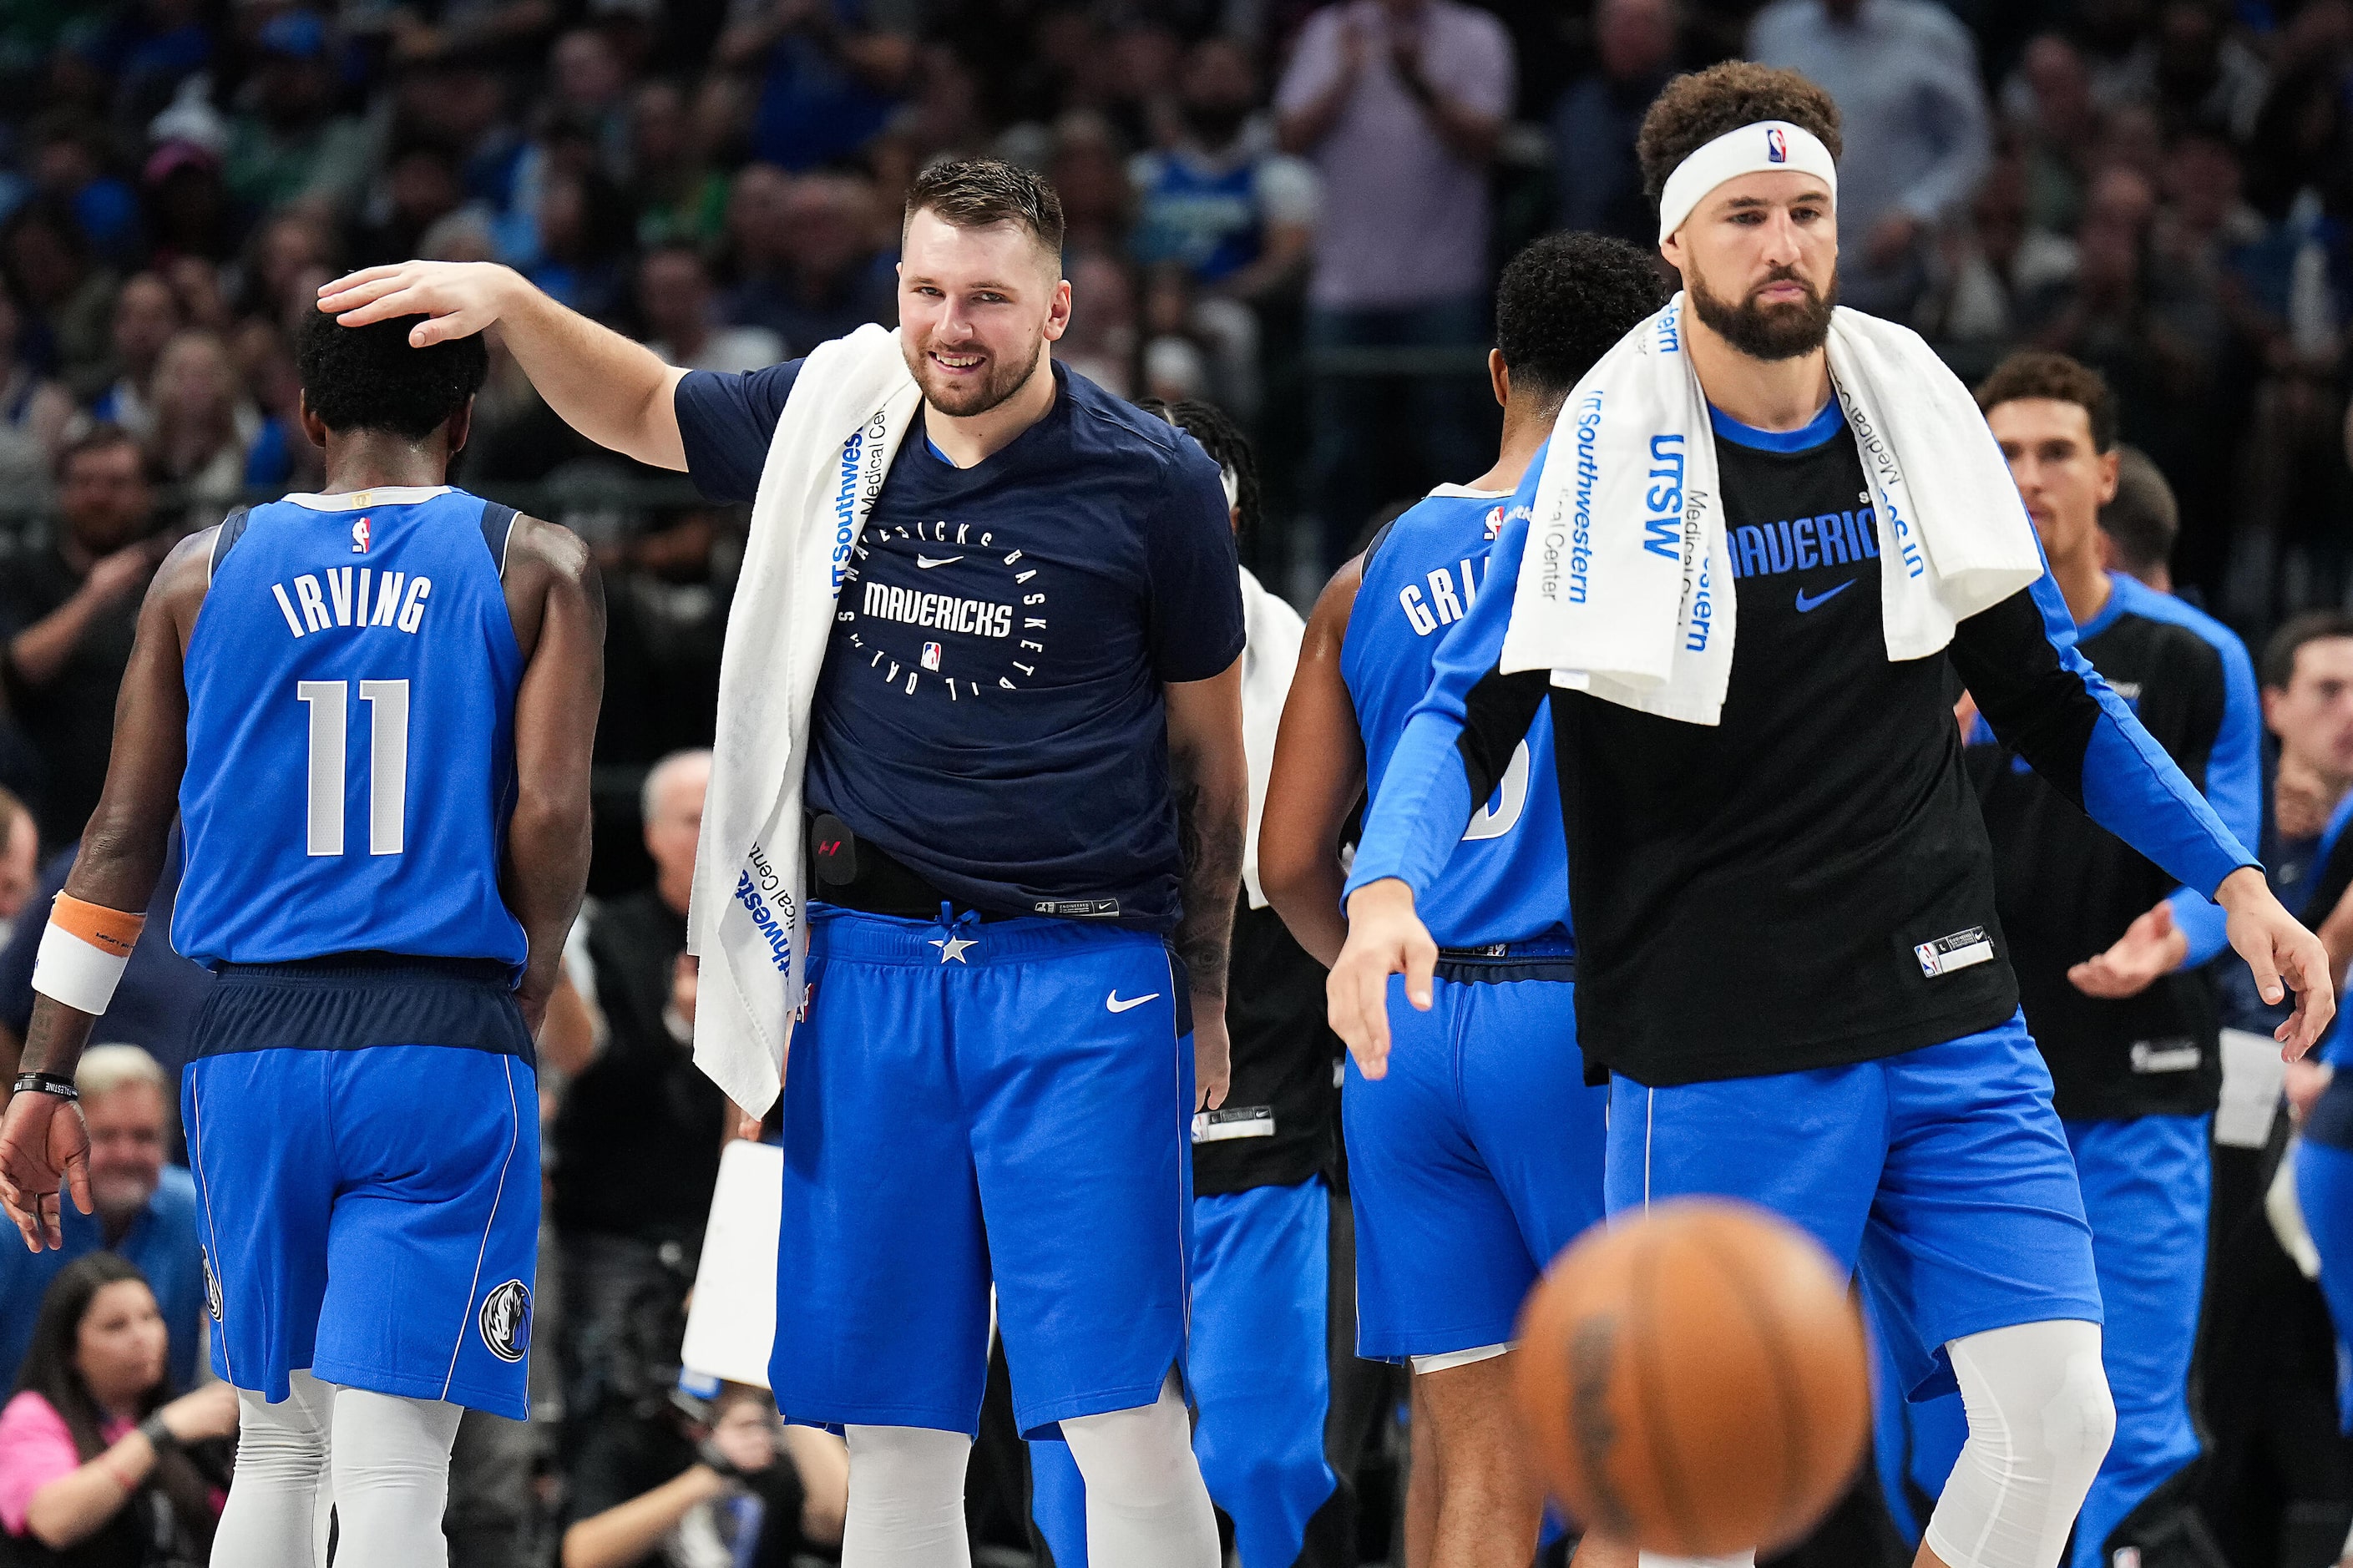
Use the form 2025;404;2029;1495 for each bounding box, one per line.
550;27;635;178
719;0;918;171
25;112;142;270
0;427;160;849
1748;0;1992;321
558;1383;848;1568
1550;0;1682;244
140;141;234;269
2;200;119;400
0;787;33;949
144;328;269;517
223;11;373;218
1050;113;1136;257
350;142;478;269
230;316;322;493
0;828;218;1106
0;288;73;498
86;271;183;438
0;1255;235;1565
554;751;733;1535
2001;33;2099;240
1059;250;1140;397
626;81;730;251
2098;444;2178;590
722;166;897;355
2134;0;2268;142
0;1046;205;1393
525;169;636;323
1128;38;1319;302
640;244;782;373
1919;153;2078;361
235;210;338;326
1276;0;1514;564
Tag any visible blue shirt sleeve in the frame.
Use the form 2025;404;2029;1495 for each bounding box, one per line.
2163;619;2262;968
673;362;805;504
1347;451;1546;902
1145;437;1247;683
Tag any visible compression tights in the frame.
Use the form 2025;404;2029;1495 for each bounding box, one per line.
210;1370;464;1568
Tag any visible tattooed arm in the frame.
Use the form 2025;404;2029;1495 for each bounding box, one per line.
1165;658;1247;1110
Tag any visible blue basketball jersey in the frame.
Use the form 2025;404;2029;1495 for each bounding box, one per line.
1342;486;1571;950
174;486;528;975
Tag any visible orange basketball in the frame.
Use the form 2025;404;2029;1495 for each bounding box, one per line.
1511;1198;1870;1558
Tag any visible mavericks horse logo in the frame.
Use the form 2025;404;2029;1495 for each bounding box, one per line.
478;1280;532;1363
202;1251;223;1323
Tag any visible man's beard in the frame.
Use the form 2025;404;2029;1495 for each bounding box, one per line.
905;334;1044;418
1688;264;1837;362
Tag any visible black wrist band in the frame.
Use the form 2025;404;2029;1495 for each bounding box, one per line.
139;1414;177;1453
11;1072;76;1101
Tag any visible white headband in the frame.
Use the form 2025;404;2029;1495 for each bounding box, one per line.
1655;120;1839;244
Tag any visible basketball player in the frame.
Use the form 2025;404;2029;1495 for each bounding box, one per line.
1258;232;1664;1568
316;159;1247;1568
0;311;604;1568
1030;397;1355;1568
1326;64;2331;1568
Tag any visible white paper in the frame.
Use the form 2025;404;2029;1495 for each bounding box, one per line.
2215;1027;2288;1151
680;1139;784;1390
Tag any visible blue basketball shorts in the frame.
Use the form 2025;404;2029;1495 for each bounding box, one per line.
182;958;539;1419
774;906;1193;1439
1030;1176;1341;1568
1607;1011;2102;1401
2296;1132;2353;1434
1345;949;1606;1361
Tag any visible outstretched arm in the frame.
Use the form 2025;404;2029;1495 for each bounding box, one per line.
1167;658;1248;1111
0;531;211;1249
1955;574;2332;1054
500;517;605;1038
1261;557;1368;968
318;263;690;471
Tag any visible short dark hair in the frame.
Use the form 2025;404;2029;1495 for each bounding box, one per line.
2098;446;2177;576
1976;349;2118;453
1495;233;1669;405
905;159;1065;263
1637;63;1843;210
56;423;144;482
2261;611;2353;690
1137;397;1258;538
297;311;488;440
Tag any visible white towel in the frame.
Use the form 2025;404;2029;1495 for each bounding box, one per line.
687;325;922;1115
1237;565;1303;911
1495;296;2046;726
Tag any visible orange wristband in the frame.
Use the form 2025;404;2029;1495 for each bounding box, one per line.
49;893;145;957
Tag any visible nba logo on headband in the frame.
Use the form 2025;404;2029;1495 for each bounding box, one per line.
1765;127;1788;163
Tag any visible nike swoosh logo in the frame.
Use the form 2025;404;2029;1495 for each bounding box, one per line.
1794;579;1856;613
1106;990;1161;1014
915;554;963;569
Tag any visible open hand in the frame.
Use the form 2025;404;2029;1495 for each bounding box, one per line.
316;261;521;347
2218;866;2336;1057
2070;898;2188;999
1327;878;1437;1079
0;1090;93;1252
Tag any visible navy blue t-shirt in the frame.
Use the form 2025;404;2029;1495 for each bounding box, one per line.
676;358;1245;930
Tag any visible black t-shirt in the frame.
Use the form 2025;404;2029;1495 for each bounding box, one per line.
674;359;1246;928
0;541;144;847
1197;903;1339;1196
554;889;728;1242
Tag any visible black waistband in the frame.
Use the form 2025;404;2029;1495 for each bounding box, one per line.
216;952;517;987
807;812;1023;922
1433;951;1577;985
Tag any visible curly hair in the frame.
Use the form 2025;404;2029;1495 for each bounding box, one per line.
1495;232;1670;403
1136;396;1258;539
296;310;489;440
1975;348;2118;453
1636;63;1844;209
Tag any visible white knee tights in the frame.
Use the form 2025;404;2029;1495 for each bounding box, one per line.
1926;1319;2114;1568
1060;1376;1219;1568
842;1425;974;1568
209;1373;463;1568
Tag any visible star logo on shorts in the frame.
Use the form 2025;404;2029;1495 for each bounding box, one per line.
929;933;978;964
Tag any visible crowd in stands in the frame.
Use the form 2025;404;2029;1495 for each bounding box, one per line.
7;0;2353;1562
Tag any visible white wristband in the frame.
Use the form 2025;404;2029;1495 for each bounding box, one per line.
33;921;132;1016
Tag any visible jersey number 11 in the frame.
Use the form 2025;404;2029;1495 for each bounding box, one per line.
297;679;409;857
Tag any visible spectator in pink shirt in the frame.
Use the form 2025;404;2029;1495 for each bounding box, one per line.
0;1253;235;1565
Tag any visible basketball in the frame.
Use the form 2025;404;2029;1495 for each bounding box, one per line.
1512;1198;1870;1557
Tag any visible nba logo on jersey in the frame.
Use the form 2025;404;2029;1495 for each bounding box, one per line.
922;641;942;671
352;518;371;554
1484;507;1505;541
1765;127;1788;163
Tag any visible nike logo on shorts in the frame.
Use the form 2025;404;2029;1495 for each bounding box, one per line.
916;554;963;569
1106;990;1160;1013
1794;579;1855;613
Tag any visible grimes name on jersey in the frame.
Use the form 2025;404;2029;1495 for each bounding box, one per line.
268;567;433;638
860;581;1015;639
